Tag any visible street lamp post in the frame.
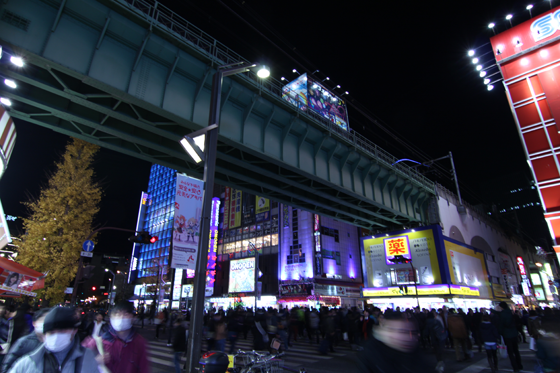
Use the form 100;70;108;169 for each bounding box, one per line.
184;62;269;373
105;268;115;307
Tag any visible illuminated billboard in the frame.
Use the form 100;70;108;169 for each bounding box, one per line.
361;227;441;288
384;236;411;265
281;73;349;131
228;257;255;293
307;77;348;130
488;5;560;247
282;74;308;111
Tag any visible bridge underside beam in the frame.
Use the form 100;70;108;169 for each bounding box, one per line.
0;38;429;230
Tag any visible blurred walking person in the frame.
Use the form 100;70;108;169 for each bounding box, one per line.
357;311;432;373
171;318;186;373
480;314;500;373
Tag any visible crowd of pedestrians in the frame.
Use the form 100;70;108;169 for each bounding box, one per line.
0;301;150;373
0;300;556;373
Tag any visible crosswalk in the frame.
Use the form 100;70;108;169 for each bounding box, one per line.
147;334;355;372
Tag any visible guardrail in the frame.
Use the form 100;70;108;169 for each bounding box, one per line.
110;0;436;193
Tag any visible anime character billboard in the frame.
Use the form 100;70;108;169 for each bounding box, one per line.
171;174;204;270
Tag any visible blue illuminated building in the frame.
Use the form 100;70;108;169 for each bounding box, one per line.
129;164;176;282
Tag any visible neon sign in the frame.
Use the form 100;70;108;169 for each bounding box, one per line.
516;256;527;276
205;197;220;296
516;256;532;296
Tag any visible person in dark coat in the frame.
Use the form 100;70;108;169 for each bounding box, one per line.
496;302;523;373
535;315;560;373
424;312;445;372
0;307;50;373
480;314;500;373
357;311;432;373
171;318;186;373
252;309;267;351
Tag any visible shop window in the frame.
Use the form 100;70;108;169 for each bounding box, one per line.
263;235;271;247
271;234;278;246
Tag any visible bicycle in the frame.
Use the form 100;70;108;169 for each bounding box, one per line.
228;350;306;373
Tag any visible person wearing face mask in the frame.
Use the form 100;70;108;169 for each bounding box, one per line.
7;307;99;373
356;311;432;373
82;301;150;373
0;308;51;373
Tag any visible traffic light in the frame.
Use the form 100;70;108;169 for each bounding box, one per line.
92;286;96;291
128;231;158;244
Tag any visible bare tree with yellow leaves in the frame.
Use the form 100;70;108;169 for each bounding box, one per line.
17;138;102;304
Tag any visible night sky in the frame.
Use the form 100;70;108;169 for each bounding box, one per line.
0;0;554;256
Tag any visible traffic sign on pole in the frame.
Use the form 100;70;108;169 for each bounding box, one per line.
81;251;93;258
82;240;95;252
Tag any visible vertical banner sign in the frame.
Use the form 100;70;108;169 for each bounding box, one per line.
255;196;270;222
205;197;220;296
173;269;183;300
223;187;230;230
314;214;322;275
171;175;203;270
229;189;242;229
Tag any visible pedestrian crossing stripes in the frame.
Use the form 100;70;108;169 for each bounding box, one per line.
147;335;355;372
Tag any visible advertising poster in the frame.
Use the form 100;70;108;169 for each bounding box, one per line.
307;78;348;131
281;73;308;111
0;257;45;297
444;239;491;298
229;189;242;229
171;175;203;270
228;258;255;293
255;196;270;222
361;227;440;288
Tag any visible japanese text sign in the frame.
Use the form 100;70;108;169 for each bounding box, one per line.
384;236;411;265
171;174;204;270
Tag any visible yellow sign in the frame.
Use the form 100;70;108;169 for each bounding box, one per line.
363;284;475;297
229;189;242;229
362;228;442;288
384;236;411;258
450;285;480;296
227;355;234;368
416;285;450;295
255;196;270;214
363;287;411;297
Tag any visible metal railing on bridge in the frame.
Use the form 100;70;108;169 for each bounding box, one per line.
110;0;436;193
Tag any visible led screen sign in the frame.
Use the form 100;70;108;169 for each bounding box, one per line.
228;258;255;293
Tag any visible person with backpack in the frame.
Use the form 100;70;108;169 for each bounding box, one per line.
424;312;446;372
480;314;500;373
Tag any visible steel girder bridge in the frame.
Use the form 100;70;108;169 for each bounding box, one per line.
0;0;436;230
